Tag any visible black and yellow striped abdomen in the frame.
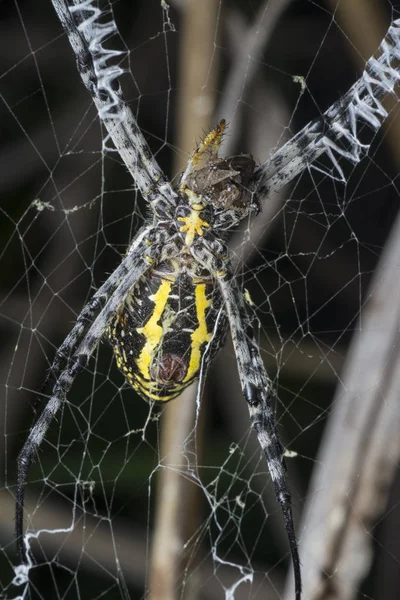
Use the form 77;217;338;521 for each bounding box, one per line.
108;272;226;402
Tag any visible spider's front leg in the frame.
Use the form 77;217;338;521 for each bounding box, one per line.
217;272;302;600
15;233;159;562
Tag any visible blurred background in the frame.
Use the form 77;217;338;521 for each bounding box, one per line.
0;0;400;599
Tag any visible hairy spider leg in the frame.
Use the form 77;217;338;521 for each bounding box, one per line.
180;119;227;189
15;242;157;562
217;275;302;600
42;225;155;391
53;0;178;208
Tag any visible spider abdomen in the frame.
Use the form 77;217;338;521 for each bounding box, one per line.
107;271;226;402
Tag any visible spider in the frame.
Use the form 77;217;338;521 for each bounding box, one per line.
16;113;301;595
15;1;312;598
16;1;400;597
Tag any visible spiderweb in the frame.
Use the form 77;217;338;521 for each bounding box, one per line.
1;1;400;599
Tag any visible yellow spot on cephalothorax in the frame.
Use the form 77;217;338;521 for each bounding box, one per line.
178;209;209;246
183;284;212;383
183;188;202;206
136;280;172;379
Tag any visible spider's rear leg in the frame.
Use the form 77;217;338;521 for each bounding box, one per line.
15;240;157;562
217;274;302;600
16;353;87;561
41;225;155;395
41;297;104;393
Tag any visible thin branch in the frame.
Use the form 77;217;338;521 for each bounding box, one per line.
218;0;292;156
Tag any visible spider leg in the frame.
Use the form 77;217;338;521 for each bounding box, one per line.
217;274;302;600
16;241;159;562
252;20;400;201
51;0;178;215
43;225;155;390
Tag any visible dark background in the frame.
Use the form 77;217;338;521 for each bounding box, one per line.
0;0;399;598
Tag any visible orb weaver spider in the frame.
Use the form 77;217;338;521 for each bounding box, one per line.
16;2;400;599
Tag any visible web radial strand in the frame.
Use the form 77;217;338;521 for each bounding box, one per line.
253;18;400;198
51;0;178;210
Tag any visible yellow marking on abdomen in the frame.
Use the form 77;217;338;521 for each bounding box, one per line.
135;280;172;380
183;284;212;383
133;380;183;403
